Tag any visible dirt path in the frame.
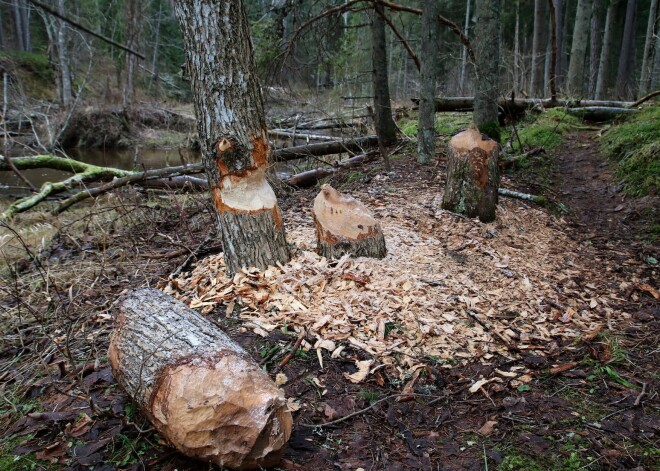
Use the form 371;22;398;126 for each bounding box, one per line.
556;131;659;249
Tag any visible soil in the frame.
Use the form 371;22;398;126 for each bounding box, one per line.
0;130;658;471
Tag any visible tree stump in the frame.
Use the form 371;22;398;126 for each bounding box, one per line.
441;125;500;222
108;289;292;470
313;184;386;259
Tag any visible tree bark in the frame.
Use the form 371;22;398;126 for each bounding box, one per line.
653;21;660;90
174;0;290;275
55;0;72;107
273;136;379;162
109;289;292;470
313;184;386;259
615;0;637;100
566;0;594;96
417;0;440;164
557;0;569;88
639;0;659;95
473;0;502;137
595;0;620;99
123;0;141;108
370;1;398;146
531;0;548;97
588;0;606;98
459;0;472;95
441;126;500;223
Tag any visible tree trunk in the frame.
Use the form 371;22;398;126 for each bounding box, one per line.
595;0;620;99
55;0;72;107
370;2;398;146
615;0;637;99
313;184;386;259
109;289;292;470
123;0;142;108
174;0;290;275
639;0;659;95
588;0;606;98
473;0;502;138
441;125;500;223
417;0;440;164
566;0;594;96
557;0;569;88
531;0;548;97
459;0;472;95
513;0;521;95
12;0;25;51
653;20;660;90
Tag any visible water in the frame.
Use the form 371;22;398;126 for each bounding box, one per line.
0;147;201;196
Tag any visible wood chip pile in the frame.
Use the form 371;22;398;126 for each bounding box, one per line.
162;184;639;378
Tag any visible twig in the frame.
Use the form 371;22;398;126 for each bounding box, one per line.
169;234;217;279
275;329;306;372
301;393;401;428
634;382;647;406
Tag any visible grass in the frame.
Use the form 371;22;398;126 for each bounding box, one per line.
600;106;660;197
505;108;582;152
399;112;472;139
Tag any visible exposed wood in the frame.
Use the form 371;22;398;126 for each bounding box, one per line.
313;184;386;259
274;136;379;162
283;153;377;188
109;289;291;470
441;125;500;223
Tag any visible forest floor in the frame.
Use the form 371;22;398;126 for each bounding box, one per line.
0;128;658;470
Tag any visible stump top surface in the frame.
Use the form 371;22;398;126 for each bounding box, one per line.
313;184;379;240
450;127;499;153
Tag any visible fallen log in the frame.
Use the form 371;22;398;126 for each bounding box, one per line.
565;107;639;122
313;184;386;259
410;96;638;113
498;188;546;205
283;153;377;187
441;125;500;222
274;136;379;161
268;129;342;142
109;288;292;470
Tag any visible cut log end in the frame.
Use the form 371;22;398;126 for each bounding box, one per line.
109;289;292;470
313;184;386;259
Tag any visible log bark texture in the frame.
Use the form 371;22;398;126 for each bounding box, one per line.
109;288;292;470
441;126;500;222
313;184;386;259
274;136;378;162
174;0;289;274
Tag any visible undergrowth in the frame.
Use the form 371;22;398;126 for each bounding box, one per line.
600;106;660;197
399;112;472;139
504;108;581;152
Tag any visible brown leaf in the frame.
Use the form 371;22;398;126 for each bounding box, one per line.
477;420;498;436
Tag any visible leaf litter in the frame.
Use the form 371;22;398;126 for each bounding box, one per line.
162;183;638;385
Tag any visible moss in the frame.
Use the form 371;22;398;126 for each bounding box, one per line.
601;106;660;197
398;112;472;139
478;120;502;142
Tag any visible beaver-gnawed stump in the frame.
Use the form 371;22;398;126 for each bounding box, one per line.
108;288;292;470
441;125;500;222
313;184;386;259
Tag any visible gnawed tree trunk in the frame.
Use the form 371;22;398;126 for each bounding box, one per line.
109;289;292;470
441;125;500;223
313;184;386;259
566;0;594;96
174;0;289;274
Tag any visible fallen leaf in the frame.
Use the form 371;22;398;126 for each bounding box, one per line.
344;360;373;384
477;420;498;436
275;373;288;386
286;397;301;412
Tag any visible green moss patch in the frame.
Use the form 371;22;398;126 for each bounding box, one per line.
600;106;660;197
508;109;581;151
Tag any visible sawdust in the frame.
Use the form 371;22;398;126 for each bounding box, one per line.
162;183;637;378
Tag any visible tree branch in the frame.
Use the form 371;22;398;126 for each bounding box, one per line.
375;7;420;71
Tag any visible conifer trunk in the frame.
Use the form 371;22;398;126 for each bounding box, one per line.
174;0;290;274
615;0;637;99
639;0;659;95
418;0;440;164
473;0;502;137
531;0;548;97
566;0;594;96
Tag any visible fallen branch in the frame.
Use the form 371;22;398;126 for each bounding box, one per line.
274;136;379;162
275;329;307;372
498;188;547;205
283;153;377;188
413;96;638;113
269;129;342;142
631;89;660;107
565;107;639;122
501;147;545;168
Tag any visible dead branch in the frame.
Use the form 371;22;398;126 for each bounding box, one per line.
275;329;307;372
274;136;379;162
631;89;660;107
376;8;420;71
283;153;377;187
498;188;547;205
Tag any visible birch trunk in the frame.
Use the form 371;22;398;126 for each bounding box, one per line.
174;0;290;275
418;0;440;164
566;0;594;96
615;0;637;100
473;0;502;137
370;2;398;146
109;289;291;470
531;0;548;97
639;0;659;95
